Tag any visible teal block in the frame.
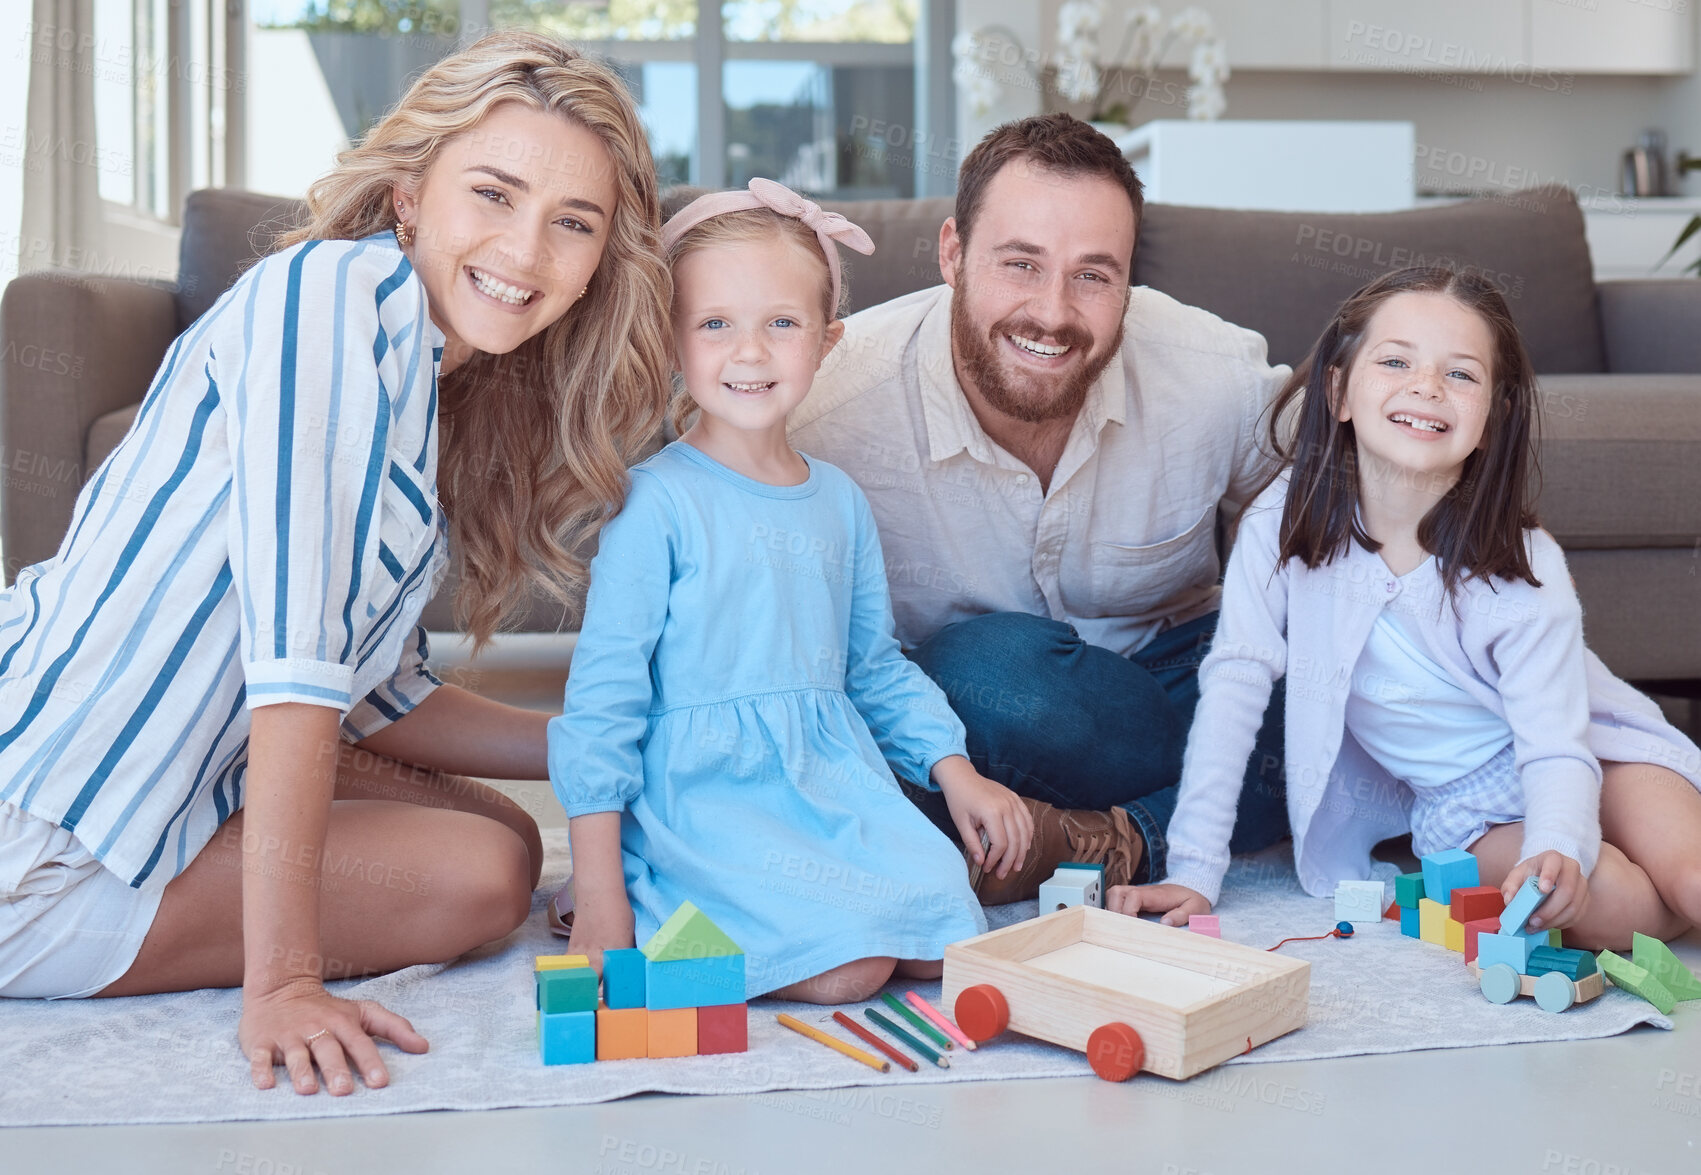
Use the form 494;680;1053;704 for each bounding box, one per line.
1420;849;1479;907
537;966;598;1014
1528;946;1597;981
1478;931;1536;975
1400;906;1421;938
645;953;746;1010
1499;874;1547;936
1394;872;1426;909
603;948;647;1010
539;1009;596;1065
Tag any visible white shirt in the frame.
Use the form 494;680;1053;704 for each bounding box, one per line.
789;284;1288;656
0;233;446;892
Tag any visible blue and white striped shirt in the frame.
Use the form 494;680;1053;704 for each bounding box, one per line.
0;232;447;891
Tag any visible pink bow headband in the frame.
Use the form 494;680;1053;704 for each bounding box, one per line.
661;178;876;315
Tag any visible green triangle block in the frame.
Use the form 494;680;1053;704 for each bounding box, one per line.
1631;932;1701;1001
641;900;743;961
1599;950;1677;1015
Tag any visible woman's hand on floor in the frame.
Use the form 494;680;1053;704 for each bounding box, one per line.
1106;883;1211;926
240;976;427;1095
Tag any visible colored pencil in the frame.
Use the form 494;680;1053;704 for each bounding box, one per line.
777;1013;889;1073
879;991;952;1050
905;990;977;1051
865;1008;948;1069
833;1011;919;1073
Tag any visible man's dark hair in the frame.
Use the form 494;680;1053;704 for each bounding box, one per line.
954;113;1145;270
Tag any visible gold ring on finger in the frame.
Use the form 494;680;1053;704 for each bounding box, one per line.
304;1028;330;1045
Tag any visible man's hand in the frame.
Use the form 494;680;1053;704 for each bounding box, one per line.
932;755;1034;880
1107;883;1212;926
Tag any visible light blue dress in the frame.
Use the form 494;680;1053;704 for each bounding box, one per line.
547;441;987;995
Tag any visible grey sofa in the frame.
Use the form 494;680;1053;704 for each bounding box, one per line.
3;185;1698;694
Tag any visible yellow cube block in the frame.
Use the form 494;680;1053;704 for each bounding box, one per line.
536;954;592;971
597;1002;648;1061
1419;898;1450;946
1444;917;1465;953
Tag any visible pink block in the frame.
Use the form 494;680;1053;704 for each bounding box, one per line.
1188;915;1221;938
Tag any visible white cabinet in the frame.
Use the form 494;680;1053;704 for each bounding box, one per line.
1583;196;1701;282
1530;0;1695;74
1179;0;1328;69
1325;0;1526;72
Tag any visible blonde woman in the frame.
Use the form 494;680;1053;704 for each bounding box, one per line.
0;32;670;1096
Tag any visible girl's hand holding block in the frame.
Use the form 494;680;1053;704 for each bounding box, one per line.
1106;883;1212;927
932;755;1035;881
565;812;637;972
1499;850;1586;932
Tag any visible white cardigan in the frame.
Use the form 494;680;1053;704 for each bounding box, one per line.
1160;478;1701;906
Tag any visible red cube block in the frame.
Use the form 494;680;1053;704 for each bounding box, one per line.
1383;900;1400;922
696;1003;748;1055
1463;917;1501;964
1450;886;1506;926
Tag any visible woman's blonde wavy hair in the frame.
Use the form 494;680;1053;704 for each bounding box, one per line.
277;31;671;650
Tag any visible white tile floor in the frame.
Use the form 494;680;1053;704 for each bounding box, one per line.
11;643;1698;1174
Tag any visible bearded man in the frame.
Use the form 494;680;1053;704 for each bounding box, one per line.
790;113;1292;903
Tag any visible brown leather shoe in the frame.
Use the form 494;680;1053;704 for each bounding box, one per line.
966;797;1144;905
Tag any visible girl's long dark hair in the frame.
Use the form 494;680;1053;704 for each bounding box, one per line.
1262;266;1543;595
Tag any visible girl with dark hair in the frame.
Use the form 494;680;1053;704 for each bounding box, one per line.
1108;267;1701;950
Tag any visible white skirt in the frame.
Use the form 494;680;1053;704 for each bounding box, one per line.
0;802;163;998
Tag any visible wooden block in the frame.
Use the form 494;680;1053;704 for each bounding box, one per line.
1418;898;1450;946
1498;875;1547;936
1400;906;1421;938
596;1003;647;1061
537;966;598;1014
1598;950;1678;1014
1528;946;1597;982
1447;886;1505;926
602;948;647;1010
1394;871;1426;909
535;954;591;971
1187;914;1220;938
539;1010;595;1065
1533;971;1576;1013
1420;849;1479;907
1444;917;1465;953
641;901;741;962
1479;962;1521;1004
941;906;1309;1081
696;1003;749;1055
647;1007;698;1058
1040;871;1102;913
1469;962;1604;1006
1333;880;1384;924
1477;931;1536;974
645;953;746;1010
1631;932;1701;1001
1383;900;1400;922
1463;917;1500;964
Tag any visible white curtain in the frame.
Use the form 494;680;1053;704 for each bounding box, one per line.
14;0;102;283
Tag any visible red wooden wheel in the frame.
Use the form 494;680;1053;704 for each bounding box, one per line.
954;984;1010;1042
1086;1022;1144;1082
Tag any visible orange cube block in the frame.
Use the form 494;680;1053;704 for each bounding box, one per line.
1383;900;1400;922
647;1007;697;1058
696;1003;748;1055
1463;917;1501;964
1449;886;1506;926
597;1002;647;1061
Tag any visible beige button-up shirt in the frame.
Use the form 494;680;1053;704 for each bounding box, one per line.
789;284;1288;657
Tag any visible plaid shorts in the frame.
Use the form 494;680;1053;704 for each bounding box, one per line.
1407;741;1524;858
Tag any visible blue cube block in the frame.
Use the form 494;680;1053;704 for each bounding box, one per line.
603;948;647;1010
1400;905;1421;938
539;1009;596;1065
537;966;598;1014
645;953;746;1011
1499;874;1547;936
1420;849;1479;908
1477;931;1537;975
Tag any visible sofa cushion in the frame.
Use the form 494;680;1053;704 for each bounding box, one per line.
1133;186;1605;375
176;190;308;331
84;403;140;476
1534;374;1701;547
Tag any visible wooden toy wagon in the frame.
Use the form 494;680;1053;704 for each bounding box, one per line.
941;906;1310;1081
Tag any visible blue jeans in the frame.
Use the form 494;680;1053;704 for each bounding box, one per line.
904;611;1288;885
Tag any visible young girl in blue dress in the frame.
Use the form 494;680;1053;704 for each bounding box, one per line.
549;180;1035;1002
1110;267;1701;949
